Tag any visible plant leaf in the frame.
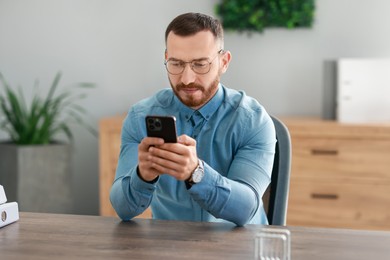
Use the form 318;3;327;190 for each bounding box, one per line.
0;71;96;144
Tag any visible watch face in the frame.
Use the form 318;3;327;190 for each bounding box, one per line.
192;169;204;183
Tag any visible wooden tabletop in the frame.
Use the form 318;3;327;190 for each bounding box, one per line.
1;212;390;259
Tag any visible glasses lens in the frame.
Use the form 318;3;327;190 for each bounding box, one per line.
191;61;210;74
166;60;184;75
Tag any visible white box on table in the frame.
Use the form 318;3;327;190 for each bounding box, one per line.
0;202;19;228
0;185;7;204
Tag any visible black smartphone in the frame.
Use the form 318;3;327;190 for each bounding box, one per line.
145;115;177;143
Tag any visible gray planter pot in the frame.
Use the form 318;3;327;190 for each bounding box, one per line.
0;142;73;213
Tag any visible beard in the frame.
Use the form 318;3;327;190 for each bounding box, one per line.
169;73;221;109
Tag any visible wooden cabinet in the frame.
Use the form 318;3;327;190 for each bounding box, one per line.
99;115;151;218
283;118;390;230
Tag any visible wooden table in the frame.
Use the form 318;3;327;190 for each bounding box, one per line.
1;212;390;259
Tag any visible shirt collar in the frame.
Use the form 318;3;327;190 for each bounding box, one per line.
197;84;223;120
175;84;224;122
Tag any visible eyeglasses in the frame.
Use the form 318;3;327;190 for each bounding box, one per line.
164;49;224;75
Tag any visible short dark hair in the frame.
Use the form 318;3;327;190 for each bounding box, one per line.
165;12;224;48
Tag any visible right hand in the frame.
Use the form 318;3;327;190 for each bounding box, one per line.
138;137;165;182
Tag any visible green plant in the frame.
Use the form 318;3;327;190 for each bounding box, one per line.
0;72;96;145
215;0;315;33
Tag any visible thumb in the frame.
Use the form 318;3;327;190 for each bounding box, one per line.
177;134;196;146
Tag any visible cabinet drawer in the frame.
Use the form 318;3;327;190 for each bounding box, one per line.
287;180;390;230
292;138;390;183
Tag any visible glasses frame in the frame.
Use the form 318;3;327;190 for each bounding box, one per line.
164;49;224;75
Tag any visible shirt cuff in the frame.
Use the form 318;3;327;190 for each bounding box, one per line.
187;163;218;198
130;167;158;194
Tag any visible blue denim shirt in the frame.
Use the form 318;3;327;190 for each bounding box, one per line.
110;84;276;226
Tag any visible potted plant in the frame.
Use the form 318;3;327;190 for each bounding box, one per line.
0;71;96;213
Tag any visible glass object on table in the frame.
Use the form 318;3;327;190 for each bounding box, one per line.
254;228;291;260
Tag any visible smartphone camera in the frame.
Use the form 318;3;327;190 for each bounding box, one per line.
146;115;177;143
147;117;162;131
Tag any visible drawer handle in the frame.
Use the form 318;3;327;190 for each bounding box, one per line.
311;193;339;200
311;149;339;156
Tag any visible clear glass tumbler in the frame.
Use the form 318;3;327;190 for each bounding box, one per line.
254;228;291;260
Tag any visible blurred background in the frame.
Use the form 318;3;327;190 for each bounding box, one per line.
1;0;389;216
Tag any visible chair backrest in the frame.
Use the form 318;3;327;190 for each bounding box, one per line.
262;115;292;225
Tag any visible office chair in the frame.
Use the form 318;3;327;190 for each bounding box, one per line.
262;115;292;225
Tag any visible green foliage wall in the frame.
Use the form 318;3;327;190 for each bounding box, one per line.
215;0;315;33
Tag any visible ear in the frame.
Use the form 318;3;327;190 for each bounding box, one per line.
220;51;232;74
165;49;168;60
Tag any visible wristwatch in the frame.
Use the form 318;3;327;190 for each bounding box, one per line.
187;159;204;185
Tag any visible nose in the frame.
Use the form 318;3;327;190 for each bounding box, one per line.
180;64;196;85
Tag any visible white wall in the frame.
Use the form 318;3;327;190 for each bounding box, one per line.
1;0;389;215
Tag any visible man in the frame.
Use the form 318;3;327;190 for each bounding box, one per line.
110;12;276;226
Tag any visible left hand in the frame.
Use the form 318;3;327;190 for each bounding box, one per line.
147;134;198;181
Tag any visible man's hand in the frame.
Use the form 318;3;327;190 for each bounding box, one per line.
138;135;198;182
138;137;164;182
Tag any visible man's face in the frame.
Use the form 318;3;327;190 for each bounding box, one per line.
165;30;231;110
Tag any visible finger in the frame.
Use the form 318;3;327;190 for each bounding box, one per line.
140;137;164;150
148;146;194;179
150;156;178;173
138;151;164;181
149;158;187;180
177;134;196;146
149;145;187;164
